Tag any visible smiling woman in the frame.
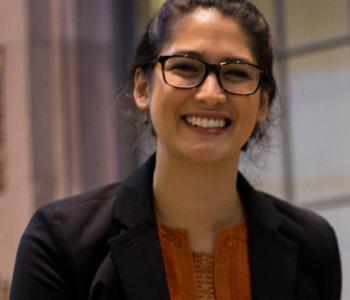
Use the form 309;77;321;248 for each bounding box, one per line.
10;1;341;300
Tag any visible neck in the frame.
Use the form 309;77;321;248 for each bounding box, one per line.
153;150;243;233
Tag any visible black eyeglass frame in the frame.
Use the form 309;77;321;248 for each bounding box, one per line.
158;54;264;96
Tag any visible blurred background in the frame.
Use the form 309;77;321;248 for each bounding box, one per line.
0;0;349;299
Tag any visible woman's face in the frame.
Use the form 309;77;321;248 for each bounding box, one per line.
134;8;269;164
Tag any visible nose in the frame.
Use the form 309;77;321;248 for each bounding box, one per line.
194;72;226;105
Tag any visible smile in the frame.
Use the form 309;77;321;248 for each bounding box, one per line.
184;115;230;128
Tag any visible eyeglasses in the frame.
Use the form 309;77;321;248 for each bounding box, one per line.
158;55;263;95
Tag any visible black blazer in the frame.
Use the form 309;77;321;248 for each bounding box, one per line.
10;155;341;300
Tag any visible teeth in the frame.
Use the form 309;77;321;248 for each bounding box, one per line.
185;116;226;128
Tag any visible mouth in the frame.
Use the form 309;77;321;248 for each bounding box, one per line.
182;115;232;129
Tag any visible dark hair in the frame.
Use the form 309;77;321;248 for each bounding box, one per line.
126;0;277;151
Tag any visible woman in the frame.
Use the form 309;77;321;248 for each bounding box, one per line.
10;0;341;299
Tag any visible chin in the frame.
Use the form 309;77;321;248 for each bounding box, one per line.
182;144;236;164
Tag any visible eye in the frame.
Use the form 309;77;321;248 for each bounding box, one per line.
222;64;255;82
167;62;200;73
164;57;204;79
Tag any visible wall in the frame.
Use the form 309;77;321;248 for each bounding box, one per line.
0;0;34;284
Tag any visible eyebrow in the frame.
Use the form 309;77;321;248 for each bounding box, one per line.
166;50;255;64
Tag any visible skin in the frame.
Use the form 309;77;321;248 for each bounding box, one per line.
133;8;269;253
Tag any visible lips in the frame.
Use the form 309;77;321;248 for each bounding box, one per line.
183;114;232;129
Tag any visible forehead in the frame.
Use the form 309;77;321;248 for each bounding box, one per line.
161;8;255;63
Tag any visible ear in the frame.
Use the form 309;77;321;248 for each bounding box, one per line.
133;68;151;111
256;91;269;123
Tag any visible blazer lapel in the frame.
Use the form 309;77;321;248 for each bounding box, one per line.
108;155;170;300
88;252;122;299
238;173;298;300
248;223;298;300
109;220;170;300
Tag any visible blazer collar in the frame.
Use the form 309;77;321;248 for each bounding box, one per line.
112;155;283;230
105;154;298;300
112;153;157;228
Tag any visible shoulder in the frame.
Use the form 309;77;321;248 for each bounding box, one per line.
28;182;121;247
258;192;340;272
20;182;123;270
238;172;336;243
29;183;120;233
262;192;335;241
36;182;120;223
12;182;123;298
26;154;157;249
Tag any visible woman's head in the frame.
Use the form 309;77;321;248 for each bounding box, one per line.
132;0;275;102
129;0;277;154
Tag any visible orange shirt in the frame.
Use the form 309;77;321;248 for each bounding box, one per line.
158;220;251;300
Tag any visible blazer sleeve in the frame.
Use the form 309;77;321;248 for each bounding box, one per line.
10;208;74;300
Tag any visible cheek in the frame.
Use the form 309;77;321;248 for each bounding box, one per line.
147;78;164;123
234;99;262;136
148;85;189;124
237;96;261;120
148;101;160;131
147;90;171;133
